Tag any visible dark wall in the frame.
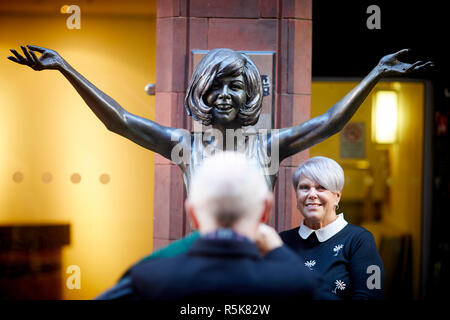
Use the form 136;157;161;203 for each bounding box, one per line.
312;0;448;79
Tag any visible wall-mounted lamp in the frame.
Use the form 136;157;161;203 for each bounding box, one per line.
372;90;398;144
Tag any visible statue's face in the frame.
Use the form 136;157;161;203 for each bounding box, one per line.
205;74;246;125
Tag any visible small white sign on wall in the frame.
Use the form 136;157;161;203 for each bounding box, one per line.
340;122;366;158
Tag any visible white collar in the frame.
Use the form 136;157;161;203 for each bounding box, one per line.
298;213;348;242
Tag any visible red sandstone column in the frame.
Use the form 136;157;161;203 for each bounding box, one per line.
153;0;312;249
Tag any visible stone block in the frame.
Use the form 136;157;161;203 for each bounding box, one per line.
259;0;278;17
190;0;259;18
208;18;277;51
287;19;312;94
168;165;186;239
282;0;312;19
157;0;180;18
156;17;187;92
153;164;172;239
278;19;289;94
189;17;208;50
153;238;171;251
153;164;185;240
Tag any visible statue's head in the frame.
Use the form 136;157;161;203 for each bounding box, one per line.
185;48;263;127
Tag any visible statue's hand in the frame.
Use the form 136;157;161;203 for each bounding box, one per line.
377;49;434;76
7;45;64;71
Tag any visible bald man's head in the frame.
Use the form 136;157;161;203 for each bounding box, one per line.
187;152;272;234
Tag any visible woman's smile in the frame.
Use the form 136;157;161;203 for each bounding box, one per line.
296;176;341;228
305;203;322;209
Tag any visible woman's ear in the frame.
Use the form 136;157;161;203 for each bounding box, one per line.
336;190;342;205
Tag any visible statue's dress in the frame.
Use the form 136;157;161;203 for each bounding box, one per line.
179;131;278;193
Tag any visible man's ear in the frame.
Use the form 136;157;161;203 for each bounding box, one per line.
260;195;273;224
185;200;200;230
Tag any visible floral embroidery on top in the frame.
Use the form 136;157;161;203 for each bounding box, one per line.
333;244;344;256
304;260;316;271
332;280;346;294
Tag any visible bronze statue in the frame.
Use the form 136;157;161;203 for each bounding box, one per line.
8;46;432;192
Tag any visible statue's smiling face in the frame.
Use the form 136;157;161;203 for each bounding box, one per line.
205;74;246;125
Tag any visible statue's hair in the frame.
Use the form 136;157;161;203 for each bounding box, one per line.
184;48;263;126
292;156;345;193
189;152;269;228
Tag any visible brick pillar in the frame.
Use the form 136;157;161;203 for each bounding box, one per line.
153;0;312;249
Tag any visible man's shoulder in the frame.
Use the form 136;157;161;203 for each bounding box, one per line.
132;242;195;273
146;231;200;260
130;239;309;280
130;237;255;277
128;238;320;300
129;250;192;293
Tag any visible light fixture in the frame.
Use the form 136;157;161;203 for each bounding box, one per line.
372;90;398;144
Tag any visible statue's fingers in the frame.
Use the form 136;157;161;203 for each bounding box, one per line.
10;49;28;64
406;61;422;72
20;46;35;65
392;48;410;58
28;49;42;66
27;45;46;53
413;61;434;71
7;56;24;64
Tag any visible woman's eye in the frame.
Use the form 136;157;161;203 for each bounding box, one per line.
317;185;326;191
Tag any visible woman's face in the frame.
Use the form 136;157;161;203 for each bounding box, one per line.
204;74;246;125
296;176;341;228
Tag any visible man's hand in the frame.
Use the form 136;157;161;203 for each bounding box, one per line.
255;224;283;256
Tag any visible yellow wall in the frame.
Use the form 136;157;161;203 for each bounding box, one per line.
311;81;424;298
0;2;157;299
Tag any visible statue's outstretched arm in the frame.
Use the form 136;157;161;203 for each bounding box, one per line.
8;45;184;161
274;49;433;161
